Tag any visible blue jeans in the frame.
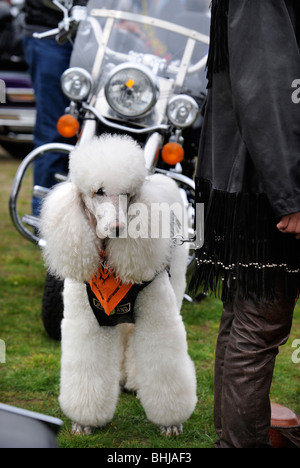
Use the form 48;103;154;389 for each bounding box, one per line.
23;37;74;215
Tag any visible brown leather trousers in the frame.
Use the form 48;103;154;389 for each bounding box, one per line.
214;280;295;448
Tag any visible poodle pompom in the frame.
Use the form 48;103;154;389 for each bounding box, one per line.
69;134;147;197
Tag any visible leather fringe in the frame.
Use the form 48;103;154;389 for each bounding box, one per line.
206;0;229;87
294;0;300;45
189;178;300;303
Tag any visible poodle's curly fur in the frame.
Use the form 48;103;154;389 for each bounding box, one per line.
40;134;197;434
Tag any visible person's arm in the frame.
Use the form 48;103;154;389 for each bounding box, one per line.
228;0;300;222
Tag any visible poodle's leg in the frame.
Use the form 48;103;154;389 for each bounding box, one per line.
59;279;121;433
71;422;94;436
169;243;189;310
134;272;197;435
119;323;137;393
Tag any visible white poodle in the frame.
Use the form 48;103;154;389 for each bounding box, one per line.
40;134;197;436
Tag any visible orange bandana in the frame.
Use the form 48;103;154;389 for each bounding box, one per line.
89;264;133;316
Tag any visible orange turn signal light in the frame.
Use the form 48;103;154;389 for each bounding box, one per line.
161;142;184;165
57;114;80;138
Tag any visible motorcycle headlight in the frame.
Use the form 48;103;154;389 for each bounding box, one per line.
105;64;159;118
61;67;93;102
167;95;199;128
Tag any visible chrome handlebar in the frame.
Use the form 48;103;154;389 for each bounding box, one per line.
33;3;86;43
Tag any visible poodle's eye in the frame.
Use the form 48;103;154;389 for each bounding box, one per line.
127;193;135;203
95;188;105;197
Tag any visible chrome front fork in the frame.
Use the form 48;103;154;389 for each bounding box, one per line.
9;143;74;245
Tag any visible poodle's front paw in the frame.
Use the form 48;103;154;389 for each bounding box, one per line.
160;424;183;437
71;422;94;435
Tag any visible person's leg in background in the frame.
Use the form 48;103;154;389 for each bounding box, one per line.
214;275;295;448
23;36;74;216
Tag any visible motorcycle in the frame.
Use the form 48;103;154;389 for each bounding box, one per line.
9;0;209;339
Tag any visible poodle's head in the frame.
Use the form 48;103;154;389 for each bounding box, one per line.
70;134;146;198
40;134;148;282
70;134;147;238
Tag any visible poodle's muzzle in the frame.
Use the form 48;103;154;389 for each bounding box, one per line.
83;193;128;239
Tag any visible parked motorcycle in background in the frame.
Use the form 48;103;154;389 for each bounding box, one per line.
10;0;210;339
0;0;35;158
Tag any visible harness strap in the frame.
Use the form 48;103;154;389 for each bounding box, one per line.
86;263;170;327
86;279;151;327
89;264;133;316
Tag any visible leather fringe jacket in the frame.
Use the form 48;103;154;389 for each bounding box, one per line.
191;0;300;302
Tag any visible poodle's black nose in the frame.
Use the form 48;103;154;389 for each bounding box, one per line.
109;221;126;238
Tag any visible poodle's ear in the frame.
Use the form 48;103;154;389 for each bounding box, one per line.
40;182;101;282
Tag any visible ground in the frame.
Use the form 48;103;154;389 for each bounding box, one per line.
0;147;299;448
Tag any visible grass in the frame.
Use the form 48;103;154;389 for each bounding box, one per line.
0;151;299;449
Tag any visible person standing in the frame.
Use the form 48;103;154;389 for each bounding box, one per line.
191;0;300;448
23;0;88;216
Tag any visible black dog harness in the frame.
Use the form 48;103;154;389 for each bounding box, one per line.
86;280;151;327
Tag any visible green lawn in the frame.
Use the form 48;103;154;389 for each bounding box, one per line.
0;152;299;448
